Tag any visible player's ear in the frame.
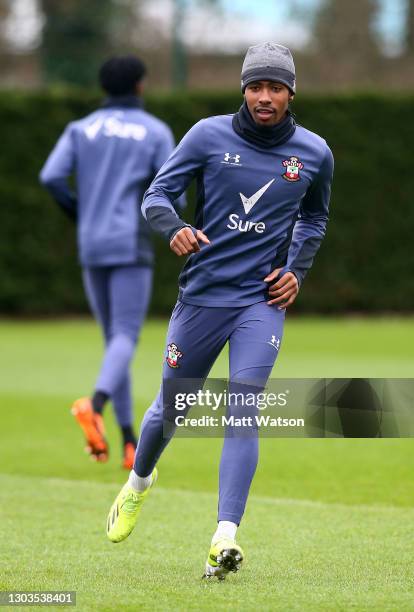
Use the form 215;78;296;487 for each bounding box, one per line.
136;80;145;96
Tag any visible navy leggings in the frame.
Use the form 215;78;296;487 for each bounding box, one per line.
134;300;285;524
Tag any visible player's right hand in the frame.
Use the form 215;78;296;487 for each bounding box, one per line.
170;227;210;256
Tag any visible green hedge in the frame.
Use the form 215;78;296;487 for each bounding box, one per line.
0;90;413;315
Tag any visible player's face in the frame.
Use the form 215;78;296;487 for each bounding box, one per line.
244;81;293;126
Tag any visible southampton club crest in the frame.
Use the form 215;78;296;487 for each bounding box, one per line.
282;156;304;182
166;343;183;368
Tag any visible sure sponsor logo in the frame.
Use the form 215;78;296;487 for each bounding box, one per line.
227;213;266;234
239;179;274;214
84;116;147;141
226;178;274;234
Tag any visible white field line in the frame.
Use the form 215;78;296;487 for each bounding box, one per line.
1;472;413;515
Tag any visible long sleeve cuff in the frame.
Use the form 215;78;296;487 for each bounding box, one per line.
146;205;192;241
42;178;78;222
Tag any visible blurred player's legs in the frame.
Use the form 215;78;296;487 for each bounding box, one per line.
71;397;108;461
111;373;137;468
72;264;152;467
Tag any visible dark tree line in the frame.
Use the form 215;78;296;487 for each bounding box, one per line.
40;0;118;86
0;0;414;88
310;0;381;86
407;0;414;54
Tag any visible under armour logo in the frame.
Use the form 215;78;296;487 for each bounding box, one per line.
224;153;240;163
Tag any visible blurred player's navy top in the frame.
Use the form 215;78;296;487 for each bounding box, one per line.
142;115;334;307
40;96;177;267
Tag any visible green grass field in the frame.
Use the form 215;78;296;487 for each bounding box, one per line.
1;317;414;611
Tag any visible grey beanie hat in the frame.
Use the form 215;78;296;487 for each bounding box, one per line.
241;42;296;94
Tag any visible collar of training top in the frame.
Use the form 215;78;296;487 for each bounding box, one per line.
101;95;144;109
232;100;296;149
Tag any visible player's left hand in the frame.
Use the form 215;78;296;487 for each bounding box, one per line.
264;268;299;309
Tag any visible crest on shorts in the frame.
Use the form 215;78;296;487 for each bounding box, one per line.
166;343;183;368
282;156;304;182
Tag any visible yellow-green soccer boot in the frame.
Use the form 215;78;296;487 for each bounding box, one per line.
203;538;244;580
106;468;157;543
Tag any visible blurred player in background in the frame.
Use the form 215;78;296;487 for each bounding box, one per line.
106;43;334;577
40;56;181;469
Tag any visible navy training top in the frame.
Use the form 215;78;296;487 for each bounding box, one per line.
142;114;334;307
40;98;181;267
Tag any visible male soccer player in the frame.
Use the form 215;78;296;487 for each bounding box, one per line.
40;56;181;469
106;43;334;578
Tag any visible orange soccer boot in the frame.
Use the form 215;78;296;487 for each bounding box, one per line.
71;397;109;462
